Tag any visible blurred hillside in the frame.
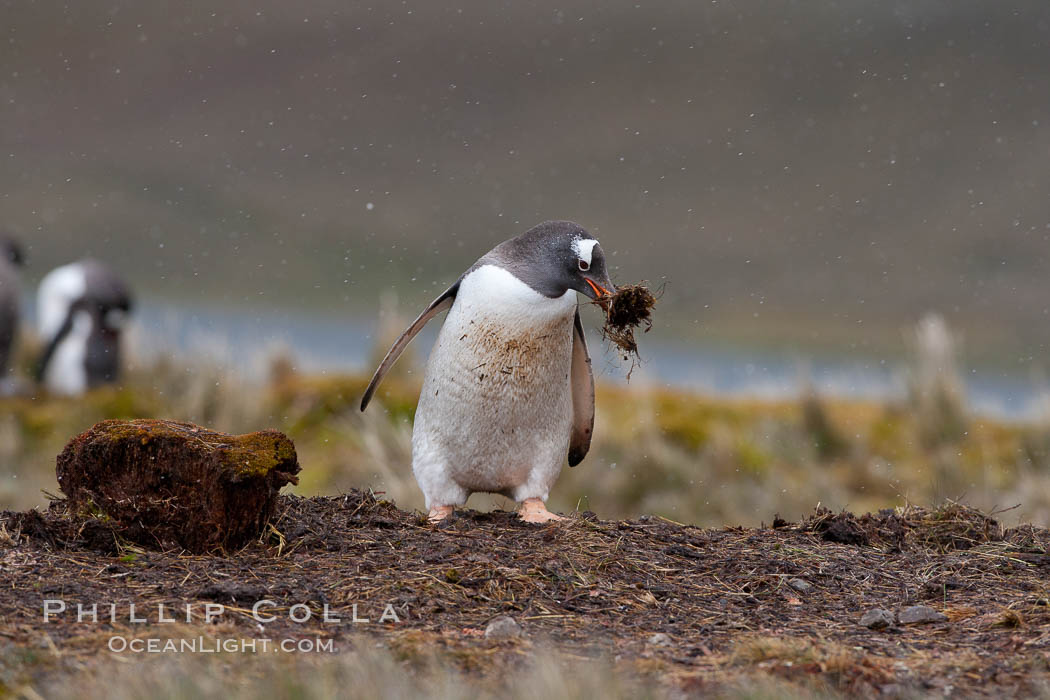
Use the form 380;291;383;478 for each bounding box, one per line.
3;1;1050;362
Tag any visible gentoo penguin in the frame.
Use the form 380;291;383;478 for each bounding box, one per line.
0;235;24;381
35;259;133;395
361;221;616;523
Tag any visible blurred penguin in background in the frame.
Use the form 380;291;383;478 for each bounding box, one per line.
35;260;133;395
0;234;25;389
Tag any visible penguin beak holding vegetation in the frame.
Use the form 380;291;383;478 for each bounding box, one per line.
571;240;616;305
568;236;658;367
582;276;614;302
570;238;658;371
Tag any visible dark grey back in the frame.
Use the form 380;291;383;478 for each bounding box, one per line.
0;235;23;376
0;237;23;267
84;308;123;387
0;278;16;377
82;260;132;385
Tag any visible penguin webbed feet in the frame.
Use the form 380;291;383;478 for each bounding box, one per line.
425;501;566;525
427;505;455;523
517;498;565;524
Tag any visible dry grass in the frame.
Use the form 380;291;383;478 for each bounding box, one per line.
906;313;969;449
902;501;1007;552
25;646;858;700
8;327;1050;531
28;647;657;700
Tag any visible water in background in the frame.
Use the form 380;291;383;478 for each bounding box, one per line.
109;299;1048;423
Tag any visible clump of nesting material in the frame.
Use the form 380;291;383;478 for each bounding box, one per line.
596;283;657;375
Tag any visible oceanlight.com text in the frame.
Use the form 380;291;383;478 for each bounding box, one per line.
107;636;337;654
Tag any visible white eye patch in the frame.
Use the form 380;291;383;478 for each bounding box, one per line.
572;238;599;267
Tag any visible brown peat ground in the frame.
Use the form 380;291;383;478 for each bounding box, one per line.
3;492;1050;698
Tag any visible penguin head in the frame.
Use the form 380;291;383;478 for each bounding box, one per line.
35;260;132;390
0;236;23;267
89;288;132;337
80;259;133;332
39;260;133;342
492;220;616;301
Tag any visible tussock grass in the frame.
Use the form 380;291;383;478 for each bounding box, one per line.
906;313;969;449
6;317;1050;529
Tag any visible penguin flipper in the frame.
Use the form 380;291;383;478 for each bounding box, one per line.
360;280;460;411
567;307;595;466
34;306;76;383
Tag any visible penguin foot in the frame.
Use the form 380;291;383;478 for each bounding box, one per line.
518;498;565;523
428;505;455;523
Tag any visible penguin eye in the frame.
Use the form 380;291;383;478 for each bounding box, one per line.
578;259;590;272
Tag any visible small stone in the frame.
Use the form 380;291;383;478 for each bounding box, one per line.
898;605;948;625
648;632;673;646
484;615;522;639
860;608;895;629
788;578;813;594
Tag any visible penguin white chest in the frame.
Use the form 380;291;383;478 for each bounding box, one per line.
44;310;92;396
412;265;577;506
38;263;87;340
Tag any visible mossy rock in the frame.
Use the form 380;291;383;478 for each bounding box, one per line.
56;419;300;553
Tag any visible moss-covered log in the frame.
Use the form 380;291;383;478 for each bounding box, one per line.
56;419;300;553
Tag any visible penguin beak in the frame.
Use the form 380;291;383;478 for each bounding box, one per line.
583;278;611;300
582;275;616;313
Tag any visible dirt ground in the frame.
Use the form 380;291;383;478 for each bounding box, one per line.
3;493;1050;697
